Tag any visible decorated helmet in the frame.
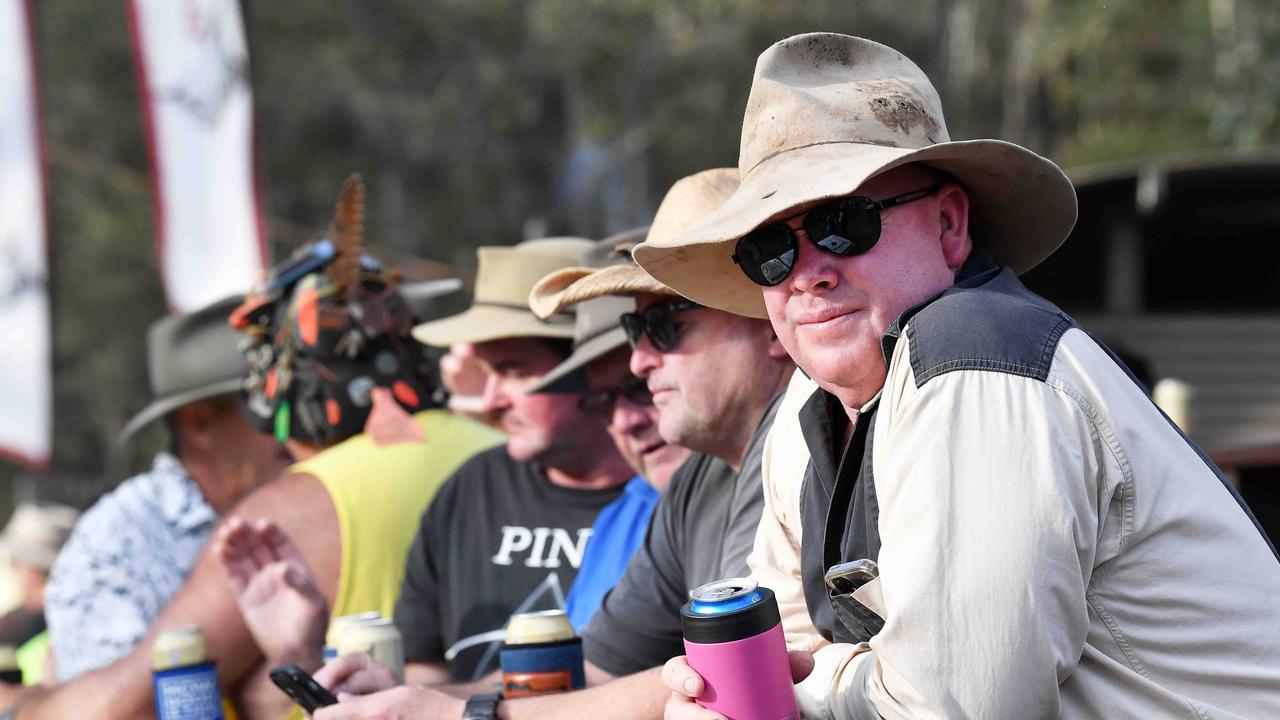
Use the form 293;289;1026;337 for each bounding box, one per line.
229;174;439;446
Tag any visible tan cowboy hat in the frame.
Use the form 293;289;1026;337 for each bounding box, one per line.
120;295;249;443
632;33;1078;319
412;237;594;347
529;168;741;318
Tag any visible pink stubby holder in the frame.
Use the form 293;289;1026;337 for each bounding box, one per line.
680;578;801;720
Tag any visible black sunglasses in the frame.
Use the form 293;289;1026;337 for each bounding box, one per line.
620;300;702;353
578;374;653;416
731;185;939;287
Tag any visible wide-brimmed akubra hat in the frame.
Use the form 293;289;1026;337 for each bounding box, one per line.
632;33;1078;319
120;295;248;443
412;237;593;347
526;230;647;394
529;168;741;319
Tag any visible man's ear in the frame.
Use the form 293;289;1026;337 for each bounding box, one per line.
936;182;972;272
765;325;790;360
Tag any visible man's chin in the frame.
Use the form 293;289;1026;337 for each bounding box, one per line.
505;436;549;464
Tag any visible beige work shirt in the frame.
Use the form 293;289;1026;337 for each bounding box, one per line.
755;323;1280;718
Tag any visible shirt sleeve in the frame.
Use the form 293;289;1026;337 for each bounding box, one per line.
581;466;694;676
811;365;1108;720
749;370;828;653
44;505;156;681
393;477;454;663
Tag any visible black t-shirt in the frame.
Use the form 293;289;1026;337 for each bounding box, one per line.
394;445;624;681
581;393;782;676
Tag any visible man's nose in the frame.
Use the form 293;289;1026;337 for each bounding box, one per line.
480;373;511;413
786;227;840;294
611;395;652;435
628;340;661;379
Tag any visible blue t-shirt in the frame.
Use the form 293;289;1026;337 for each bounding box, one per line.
564;476;660;630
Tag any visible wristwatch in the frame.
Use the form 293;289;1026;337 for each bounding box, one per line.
462;692;502;720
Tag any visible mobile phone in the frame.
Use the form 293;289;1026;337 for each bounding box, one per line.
824;558;879;596
269;664;339;713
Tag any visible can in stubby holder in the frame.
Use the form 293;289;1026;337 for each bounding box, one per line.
499;610;585;698
680;578;800;720
323;611;383;660
334;617;404;680
152;626;225;720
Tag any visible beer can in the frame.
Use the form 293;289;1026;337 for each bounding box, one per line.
323;611;383;661
151;626;225;720
680;578;799;720
334;618;404;680
499;610;584;698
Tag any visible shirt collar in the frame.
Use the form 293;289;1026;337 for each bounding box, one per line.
151;452;219;533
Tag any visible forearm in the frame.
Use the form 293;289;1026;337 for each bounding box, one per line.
404;660;455;688
14;655;155;720
432;670;500;699
498;668;665;720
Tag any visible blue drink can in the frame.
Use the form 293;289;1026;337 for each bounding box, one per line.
152;626;224;720
499;610;584;698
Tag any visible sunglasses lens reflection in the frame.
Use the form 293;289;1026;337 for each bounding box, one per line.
735;224;796;287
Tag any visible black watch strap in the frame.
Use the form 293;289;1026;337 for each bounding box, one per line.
462;692;502;720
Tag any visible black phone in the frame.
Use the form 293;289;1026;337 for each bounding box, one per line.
269;664;339;713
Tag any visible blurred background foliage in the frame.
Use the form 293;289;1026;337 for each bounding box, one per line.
3;0;1279;505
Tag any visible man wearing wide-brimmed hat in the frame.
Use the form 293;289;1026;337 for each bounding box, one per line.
379;237;642;686
650;33;1280;720
526;231;689;635
42;295;291;682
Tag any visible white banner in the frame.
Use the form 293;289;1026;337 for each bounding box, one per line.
126;0;266;311
0;0;51;468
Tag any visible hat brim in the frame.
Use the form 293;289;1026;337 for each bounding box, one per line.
633;140;1078;318
529;265;679;320
527;326;629;394
412;305;575;347
118;378;245;444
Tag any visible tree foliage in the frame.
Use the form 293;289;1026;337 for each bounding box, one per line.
5;0;1277;499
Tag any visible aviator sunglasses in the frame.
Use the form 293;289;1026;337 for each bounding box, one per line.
578;374;653;416
620;300;702;353
731;185;939;286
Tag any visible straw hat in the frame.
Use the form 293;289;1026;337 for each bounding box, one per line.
120;295;248;443
526;230;649;394
632;33;1078;319
412;237;594;347
0;502;78;571
528;168;741;319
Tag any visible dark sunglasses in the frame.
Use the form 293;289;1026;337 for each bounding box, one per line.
578;374;653;416
620;300;702;353
731;185;939;286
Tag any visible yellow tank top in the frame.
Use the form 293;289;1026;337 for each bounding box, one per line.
292;410;504;624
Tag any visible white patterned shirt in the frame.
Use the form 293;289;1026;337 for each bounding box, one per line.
45;453;218;680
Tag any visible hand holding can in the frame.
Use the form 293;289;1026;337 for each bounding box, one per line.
680;578;800;720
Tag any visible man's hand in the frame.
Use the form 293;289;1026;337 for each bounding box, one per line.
214;516;330;671
314;652;401;697
660;651;815;720
312;685;464;720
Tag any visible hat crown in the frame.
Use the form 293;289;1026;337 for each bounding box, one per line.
740;33;949;178
147;296;247;397
648;168;740;245
474;238;594;308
